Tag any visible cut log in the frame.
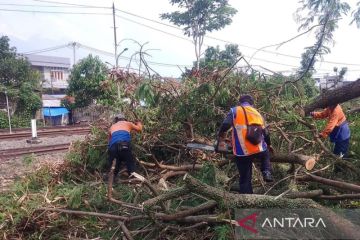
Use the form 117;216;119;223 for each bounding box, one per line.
269;153;317;170
285;189;323;199
304;78;360;115
296;174;360;192
218;153;317;170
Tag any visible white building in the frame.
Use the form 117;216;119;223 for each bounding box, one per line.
315;75;352;92
27;54;71;90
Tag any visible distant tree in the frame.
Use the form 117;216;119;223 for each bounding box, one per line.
67;55;112;108
0;35;41;116
198;44;241;70
295;0;350;76
161;0;237;70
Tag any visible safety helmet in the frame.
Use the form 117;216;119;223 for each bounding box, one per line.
239;94;254;105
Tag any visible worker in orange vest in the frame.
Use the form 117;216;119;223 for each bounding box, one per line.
217;95;273;194
108;113;142;180
310;104;350;157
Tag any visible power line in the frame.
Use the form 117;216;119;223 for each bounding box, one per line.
75;43;192;68
5;1;360;67
114;7;360;67
0;3;110;9
114;14;303;69
0;8;111;15
31;0;109;8
22;44;70;54
115;14;193;44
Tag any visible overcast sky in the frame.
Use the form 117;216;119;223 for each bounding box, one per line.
1;0;360;79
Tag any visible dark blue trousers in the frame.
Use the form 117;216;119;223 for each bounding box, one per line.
108;142;135;176
235;150;271;194
333;138;350;157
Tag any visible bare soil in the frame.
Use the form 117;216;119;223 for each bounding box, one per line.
0;135;85;192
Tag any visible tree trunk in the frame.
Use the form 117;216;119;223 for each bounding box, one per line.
304;78;360;115
183;175;360;239
269;153;317;170
219;153;317;170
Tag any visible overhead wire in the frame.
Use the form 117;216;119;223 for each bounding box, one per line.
3;0;358;68
113;7;360;67
0;8;111;15
31;0;109;8
6;0;359;73
22;43;70;54
0;3;110;9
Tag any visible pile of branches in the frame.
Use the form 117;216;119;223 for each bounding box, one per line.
1;70;360;239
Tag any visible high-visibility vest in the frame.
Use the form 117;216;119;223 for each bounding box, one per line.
231;106;267;156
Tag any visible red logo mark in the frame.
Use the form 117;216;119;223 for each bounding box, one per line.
237;212;259;234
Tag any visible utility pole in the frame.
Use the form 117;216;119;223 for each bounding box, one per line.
72;42;76;66
5;90;12;134
112;2;121;100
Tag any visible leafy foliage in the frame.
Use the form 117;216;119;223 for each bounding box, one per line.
0;35;41;117
67;55;113;108
161;0;237;69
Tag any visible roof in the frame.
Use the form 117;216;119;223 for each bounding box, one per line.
42;95;66;107
42;94;66;100
43;107;69;117
26;54;71;68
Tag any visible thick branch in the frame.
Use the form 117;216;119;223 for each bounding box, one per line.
285;189;323;199
142;187;189;209
316;193;360;200
139;161;202;171
183;175;316;209
155;200;217;221
38;207;144;222
297;173;360;192
120;222;134;240
304;78;360;115
218;153;317;170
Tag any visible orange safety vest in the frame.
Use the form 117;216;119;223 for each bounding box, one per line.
231;106;267;156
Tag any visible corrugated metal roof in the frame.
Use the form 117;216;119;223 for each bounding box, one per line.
27;54;71;68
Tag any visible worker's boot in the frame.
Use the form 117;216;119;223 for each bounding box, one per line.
262;171;274;182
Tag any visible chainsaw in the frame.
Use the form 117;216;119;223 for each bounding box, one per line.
186;139;232;154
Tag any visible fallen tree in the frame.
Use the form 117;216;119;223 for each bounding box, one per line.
304;78;360;115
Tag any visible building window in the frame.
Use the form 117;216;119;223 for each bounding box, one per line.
50;70;64;81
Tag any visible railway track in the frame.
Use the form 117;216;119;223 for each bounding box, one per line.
0;126;90;140
0;143;70;162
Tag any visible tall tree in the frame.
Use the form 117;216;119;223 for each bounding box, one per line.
0;35;41;116
296;0;350;76
67;55;112;108
161;0;237;70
